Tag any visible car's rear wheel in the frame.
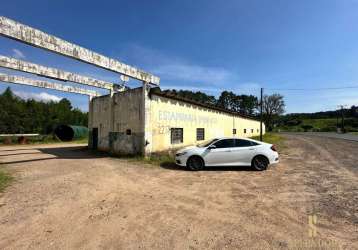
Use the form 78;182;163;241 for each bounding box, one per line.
252;155;269;171
187;156;205;171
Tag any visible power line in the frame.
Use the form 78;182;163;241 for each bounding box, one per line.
266;85;358;91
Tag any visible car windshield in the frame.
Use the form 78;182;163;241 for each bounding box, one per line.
197;138;219;147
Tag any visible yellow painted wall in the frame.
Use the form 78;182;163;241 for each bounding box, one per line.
149;94;265;152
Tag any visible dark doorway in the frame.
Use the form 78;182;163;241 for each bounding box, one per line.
92;128;98;150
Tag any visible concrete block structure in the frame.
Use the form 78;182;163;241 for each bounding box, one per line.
88;86;265;156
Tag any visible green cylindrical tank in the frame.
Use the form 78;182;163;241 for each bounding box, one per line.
54;125;88;141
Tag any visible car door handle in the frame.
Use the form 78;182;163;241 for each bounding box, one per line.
249;148;255;150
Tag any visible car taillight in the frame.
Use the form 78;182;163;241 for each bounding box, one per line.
271;145;277;152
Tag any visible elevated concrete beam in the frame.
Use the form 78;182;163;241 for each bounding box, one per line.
0;16;160;85
0;73;100;96
0;55;122;91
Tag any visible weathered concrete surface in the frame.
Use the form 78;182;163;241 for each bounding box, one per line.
0;73;100;96
0;55;122;91
143;84;153;156
0;16;160;85
89;88;143;153
109;132;143;155
88;95;111;151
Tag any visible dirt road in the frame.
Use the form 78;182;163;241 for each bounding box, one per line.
284;132;358;142
0;135;357;249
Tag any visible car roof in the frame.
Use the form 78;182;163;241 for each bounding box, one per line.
214;137;269;145
215;136;253;140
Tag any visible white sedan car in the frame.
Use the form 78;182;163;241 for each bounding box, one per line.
175;137;279;171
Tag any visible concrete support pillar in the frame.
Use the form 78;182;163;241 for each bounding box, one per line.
109;91;114;134
142;82;152;157
88;96;93;148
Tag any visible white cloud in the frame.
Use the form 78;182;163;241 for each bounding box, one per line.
152;62;235;84
12;49;26;59
119;44;239;86
117;44;264;97
14;91;61;102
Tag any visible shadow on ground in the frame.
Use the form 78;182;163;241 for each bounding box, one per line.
160;161;255;172
0;146;108;165
2;146;259;172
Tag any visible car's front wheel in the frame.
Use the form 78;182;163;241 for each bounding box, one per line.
252;155;269;171
187;156;205;171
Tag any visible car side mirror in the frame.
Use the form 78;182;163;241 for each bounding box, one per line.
208;145;216;150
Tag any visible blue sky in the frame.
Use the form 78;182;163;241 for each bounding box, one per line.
1;0;358;113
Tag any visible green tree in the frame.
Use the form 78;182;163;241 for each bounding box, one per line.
217;91;240;112
0;87;88;134
237;94;258;116
217;91;258;115
168;89;217;106
263;93;285;131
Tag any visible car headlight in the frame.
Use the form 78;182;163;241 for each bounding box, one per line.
176;151;187;157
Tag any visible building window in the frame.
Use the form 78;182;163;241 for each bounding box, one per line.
244;129;247;134
251;129;254;133
257;129;259;133
233;129;237;134
171;128;183;144
126;129;132;135
196;128;205;141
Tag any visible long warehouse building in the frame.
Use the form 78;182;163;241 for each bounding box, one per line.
88;86;265;156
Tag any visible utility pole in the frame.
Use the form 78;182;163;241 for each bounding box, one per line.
260;88;263;141
337;105;346;133
341;105;345;133
336;109;339;132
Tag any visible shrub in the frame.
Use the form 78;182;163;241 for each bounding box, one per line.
301;125;314;132
0;169;13;192
320;126;337;132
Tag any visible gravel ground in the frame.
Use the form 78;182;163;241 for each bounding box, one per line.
0;134;357;249
284;132;358;142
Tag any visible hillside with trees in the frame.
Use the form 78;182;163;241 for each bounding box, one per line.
276;106;358;132
0;87;88;134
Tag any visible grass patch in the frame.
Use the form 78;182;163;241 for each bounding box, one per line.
0;168;13;193
251;133;286;152
277;117;358;132
350;132;358;135
0;135;60;145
